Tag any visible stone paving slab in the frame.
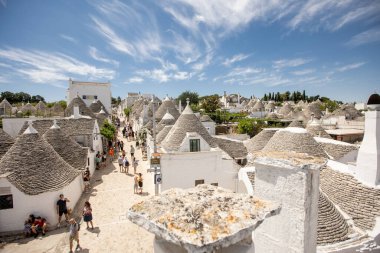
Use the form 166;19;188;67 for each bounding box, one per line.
1;130;155;253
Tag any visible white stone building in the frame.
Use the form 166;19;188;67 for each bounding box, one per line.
66;79;112;114
0;123;83;232
157;103;237;192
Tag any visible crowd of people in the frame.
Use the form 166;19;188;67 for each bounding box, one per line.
21;116;145;252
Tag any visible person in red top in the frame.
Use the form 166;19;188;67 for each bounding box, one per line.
31;216;47;237
109;147;114;162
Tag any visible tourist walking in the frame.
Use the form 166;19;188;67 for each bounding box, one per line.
134;174;139;194
132;157;138;174
82;201;94;229
118;155;124;172
124;157;130;174
57;194;70;228
109;147;114;162
68;218;81;253
137;173;143;194
83;169;90;193
130;145;135;158
120;140;124;151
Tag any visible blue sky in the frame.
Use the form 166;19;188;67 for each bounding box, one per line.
0;0;379;102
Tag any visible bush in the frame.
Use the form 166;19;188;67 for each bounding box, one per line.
100;120;116;140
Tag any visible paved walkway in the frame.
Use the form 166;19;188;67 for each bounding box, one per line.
1;130;155;253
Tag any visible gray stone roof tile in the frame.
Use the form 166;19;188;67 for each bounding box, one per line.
0;132;80;195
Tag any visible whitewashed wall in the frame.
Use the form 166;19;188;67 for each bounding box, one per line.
160;151;236;192
0;175;83;232
68;82;112;113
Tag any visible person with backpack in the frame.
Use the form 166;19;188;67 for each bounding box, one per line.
118;155;124;173
68;218;80;253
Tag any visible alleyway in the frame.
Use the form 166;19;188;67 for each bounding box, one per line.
1;129;155;253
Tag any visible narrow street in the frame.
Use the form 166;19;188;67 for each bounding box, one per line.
2;129;155;253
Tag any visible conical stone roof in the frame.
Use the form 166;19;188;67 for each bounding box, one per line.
21;102;36;113
265;102;275;110
161;104;217;151
304;102;322;119
52;102;64;113
278;102;293;116
65;96;95;118
200;114;214;122
253;100;264;111
331;104;361;120
306;119;332;139
0;128;14;159
156;111;176;133
35;101;46;111
0;124;80;195
89;100;109;114
155;97;180;121
43;121;88;170
157;125;173;144
244;128;278;154
0;98;12;110
262;127;328;158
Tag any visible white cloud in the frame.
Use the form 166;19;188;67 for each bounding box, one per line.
346;28;380;48
337;62;366;72
331;4;380;31
88;46;119;67
198;72;206;81
291;69;315;75
0;0;6;8
273;58;312;69
173;71;192;80
0;47;115;84
91;16;135;56
136;69;170;83
127;76;144;83
59;34;77;43
191;51;213;71
222;54;250;67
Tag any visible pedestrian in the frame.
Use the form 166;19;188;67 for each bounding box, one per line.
134;174;139;194
83;170;90;193
130;145;135;158
95;154;100;170
124;157;130;174
137;173;143;194
118;155;124;172
68;218;81;253
131;130;135;141
82;201;94;229
120;140;124;151
109;147;114;162
57;194;70;228
132;157;138;174
102;151;107;168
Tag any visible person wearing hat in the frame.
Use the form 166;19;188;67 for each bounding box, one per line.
68;218;80;253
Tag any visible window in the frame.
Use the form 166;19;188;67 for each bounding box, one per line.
94;96;98;99
190;139;201;152
0;187;13;210
211;183;218;187
195;179;204;186
82;95;87;99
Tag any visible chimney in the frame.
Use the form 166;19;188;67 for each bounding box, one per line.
254;154;322;253
73;104;80;119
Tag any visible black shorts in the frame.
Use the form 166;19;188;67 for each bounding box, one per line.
59;209;68;216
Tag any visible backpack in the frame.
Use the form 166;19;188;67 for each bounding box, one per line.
125;160;129;166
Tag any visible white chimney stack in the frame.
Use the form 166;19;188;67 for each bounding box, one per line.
254;154;321;253
73;104;80;119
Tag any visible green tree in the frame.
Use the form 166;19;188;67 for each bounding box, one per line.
302;90;306;100
237;119;254;136
58;100;67;109
124;107;131;118
268;93;272;100
100;120;116;140
263;93;268;101
200;95;220;113
176;91;199;105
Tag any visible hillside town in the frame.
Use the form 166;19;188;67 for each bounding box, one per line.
0;80;379;253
